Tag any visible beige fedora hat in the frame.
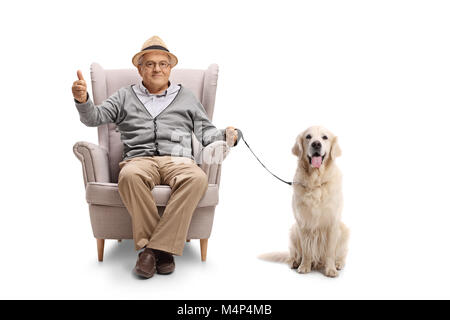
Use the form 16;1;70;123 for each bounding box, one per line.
132;35;178;67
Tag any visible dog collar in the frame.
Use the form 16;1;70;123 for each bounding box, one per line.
292;181;327;189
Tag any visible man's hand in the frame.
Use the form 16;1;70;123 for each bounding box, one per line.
72;70;88;103
225;126;238;147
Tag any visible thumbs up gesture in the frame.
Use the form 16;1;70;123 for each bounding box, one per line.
72;70;88;103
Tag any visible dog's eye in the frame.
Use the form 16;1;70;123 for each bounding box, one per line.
306;134;311;140
322;135;328;140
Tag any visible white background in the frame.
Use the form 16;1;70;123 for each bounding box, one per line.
0;0;449;299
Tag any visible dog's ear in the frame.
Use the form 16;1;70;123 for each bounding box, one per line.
330;136;342;160
292;134;303;157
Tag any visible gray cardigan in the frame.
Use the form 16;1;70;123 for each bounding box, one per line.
75;85;241;161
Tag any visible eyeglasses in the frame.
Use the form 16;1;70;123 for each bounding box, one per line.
142;61;171;70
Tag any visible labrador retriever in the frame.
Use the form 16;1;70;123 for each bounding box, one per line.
260;126;349;277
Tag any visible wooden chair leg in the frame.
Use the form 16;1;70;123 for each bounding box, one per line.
200;239;208;262
96;239;105;262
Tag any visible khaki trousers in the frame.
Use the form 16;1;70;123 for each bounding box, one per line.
117;156;208;256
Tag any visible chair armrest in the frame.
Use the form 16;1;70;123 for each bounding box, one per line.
73;141;110;187
199;140;230;185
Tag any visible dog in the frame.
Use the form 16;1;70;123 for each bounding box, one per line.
259;126;349;277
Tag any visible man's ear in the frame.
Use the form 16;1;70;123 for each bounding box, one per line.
292;134;303;157
330;136;342;160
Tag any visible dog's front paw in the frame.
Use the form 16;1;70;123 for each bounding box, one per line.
335;261;345;270
325;267;339;278
297;264;311;274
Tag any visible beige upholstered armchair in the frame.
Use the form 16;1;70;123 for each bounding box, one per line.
73;63;229;262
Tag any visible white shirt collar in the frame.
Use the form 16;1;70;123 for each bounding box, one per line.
138;81;179;97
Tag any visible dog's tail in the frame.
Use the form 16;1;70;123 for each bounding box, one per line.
258;252;290;263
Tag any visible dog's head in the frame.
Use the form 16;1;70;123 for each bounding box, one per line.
292;126;341;169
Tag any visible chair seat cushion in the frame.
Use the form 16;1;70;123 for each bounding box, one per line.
85;182;219;208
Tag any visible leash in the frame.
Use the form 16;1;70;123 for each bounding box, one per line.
240;133;293;186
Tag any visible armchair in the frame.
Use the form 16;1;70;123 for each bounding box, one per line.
73;63;229;262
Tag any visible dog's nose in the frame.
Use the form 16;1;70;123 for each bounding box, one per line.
311;141;322;150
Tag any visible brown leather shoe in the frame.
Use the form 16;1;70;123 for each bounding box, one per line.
134;248;156;279
154;249;175;274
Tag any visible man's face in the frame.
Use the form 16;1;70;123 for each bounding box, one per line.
138;52;172;89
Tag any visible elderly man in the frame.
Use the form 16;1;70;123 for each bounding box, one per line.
72;36;241;279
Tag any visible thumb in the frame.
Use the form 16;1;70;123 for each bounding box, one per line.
77;70;85;81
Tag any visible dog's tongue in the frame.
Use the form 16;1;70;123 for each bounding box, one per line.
312;156;322;168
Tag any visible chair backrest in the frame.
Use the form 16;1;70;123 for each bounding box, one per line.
90;62;219;183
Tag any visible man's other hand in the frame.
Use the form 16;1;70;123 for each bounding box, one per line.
225;126;238;147
72;70;88;103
